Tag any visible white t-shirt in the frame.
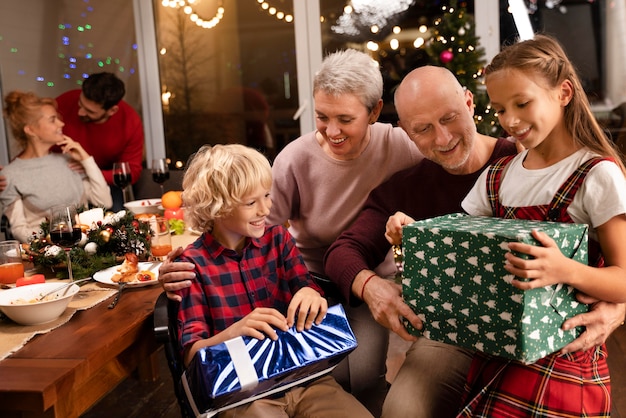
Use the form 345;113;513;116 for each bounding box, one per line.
462;148;626;240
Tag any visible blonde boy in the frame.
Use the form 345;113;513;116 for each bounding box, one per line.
175;144;372;417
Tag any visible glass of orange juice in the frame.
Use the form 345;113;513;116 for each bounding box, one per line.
0;240;24;284
150;217;172;261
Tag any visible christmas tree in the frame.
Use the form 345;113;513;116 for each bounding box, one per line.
426;0;500;136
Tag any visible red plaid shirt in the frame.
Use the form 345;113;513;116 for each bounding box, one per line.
175;224;321;356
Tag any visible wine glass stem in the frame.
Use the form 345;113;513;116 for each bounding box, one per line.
122;186;129;203
65;249;74;281
160;184;165;195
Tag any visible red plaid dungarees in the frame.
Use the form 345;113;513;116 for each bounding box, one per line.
458;156;612;418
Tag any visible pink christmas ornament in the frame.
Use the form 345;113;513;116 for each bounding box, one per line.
440;50;454;64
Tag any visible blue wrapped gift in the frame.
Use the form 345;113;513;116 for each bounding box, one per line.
181;304;357;417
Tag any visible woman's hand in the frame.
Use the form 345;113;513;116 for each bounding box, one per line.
286;287;328;332
385;211;416;245
158;246;195;302
57;135;89;161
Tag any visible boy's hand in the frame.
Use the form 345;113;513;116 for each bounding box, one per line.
227;307;288;341
287;287;328;332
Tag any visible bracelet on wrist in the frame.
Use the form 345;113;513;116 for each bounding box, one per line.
360;273;377;301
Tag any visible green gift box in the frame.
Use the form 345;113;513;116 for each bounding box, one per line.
401;213;589;364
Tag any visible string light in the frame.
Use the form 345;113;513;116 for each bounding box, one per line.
161;0;225;29
256;0;293;23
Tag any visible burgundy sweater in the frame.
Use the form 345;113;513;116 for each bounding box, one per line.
324;137;517;305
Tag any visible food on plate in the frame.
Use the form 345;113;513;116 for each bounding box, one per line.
111;253;156;283
134;213;155;222
16;274;46;287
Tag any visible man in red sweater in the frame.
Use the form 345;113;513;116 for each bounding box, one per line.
56;72;144;211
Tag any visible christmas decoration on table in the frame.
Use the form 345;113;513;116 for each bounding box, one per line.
425;0;500;136
26;208;153;280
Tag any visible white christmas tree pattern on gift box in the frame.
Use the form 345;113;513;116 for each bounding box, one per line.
402;213;589;364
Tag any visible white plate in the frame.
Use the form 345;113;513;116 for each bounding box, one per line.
93;262;162;288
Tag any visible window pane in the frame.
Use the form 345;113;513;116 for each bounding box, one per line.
154;0;299;167
0;0;140;160
499;0;605;102
318;1;497;131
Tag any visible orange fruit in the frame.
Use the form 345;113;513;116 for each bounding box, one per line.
161;191;183;209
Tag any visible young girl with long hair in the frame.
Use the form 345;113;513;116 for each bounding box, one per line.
461;34;626;417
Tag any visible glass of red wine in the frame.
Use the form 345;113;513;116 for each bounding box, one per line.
49;205;81;281
113;162;132;203
151;158;170;196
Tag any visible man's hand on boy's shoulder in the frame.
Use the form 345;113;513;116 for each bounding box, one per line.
287;287;328;332
158;246;195;302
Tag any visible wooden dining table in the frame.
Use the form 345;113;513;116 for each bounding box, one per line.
0;231;198;418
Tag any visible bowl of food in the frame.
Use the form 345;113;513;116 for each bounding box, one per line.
124;199;162;215
0;282;80;325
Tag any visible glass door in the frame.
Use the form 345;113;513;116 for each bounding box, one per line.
153;0;301;166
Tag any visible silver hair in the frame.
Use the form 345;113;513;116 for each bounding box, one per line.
313;49;383;112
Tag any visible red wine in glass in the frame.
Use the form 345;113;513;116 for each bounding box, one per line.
49;205;80;281
152;171;170;185
113;172;132;189
49;227;82;247
151;158;169;196
113;162;132;203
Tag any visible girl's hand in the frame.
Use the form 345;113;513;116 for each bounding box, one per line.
57;135;89;161
223;307;288;341
286;287;327;332
385;211;416;245
505;229;574;289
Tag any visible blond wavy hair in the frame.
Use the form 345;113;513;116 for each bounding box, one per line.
182;144;272;232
